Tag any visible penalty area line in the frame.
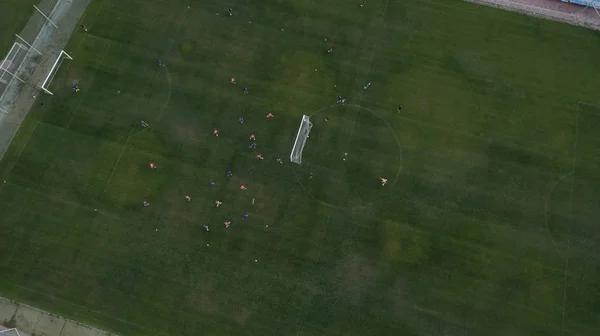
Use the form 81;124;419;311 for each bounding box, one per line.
295;212;330;336
100;136;133;197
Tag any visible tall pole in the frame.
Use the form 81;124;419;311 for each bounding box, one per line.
33;5;58;28
15;34;42;55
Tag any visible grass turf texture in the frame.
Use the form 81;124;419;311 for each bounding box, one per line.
1;0;600;335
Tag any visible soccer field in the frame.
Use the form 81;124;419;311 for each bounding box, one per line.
1;0;600;335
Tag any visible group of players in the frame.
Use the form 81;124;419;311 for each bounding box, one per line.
138;3;398;232
141;62;286;232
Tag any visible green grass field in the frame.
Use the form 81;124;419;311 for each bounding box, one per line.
1;0;600;335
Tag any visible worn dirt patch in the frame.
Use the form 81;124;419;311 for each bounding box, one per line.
331;254;379;305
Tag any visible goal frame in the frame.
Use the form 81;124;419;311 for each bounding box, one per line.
289;114;313;164
0;42;29;102
40;50;73;95
0;328;22;336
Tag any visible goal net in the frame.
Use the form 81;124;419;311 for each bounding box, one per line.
0;43;29;103
0;328;22;336
41;50;72;95
290;115;313;164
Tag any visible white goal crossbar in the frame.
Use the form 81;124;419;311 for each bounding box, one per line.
290;115;313;164
0;328;22;336
41;50;72;95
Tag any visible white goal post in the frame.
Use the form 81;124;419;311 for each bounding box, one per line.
290;115;313;164
41;50;73;95
0;328;22;336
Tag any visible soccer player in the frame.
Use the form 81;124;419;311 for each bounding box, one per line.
240;184;247;190
325;116;329;122
226;170;233;177
213;129;219;137
360;0;366;7
157;59;162;66
72;84;80;92
249;134;256;140
309;173;313;180
380;177;388;186
209;178;215;185
266;113;274;118
202;225;210;232
342;98;346;105
397;105;403;113
337;95;342;103
231;77;236;84
141;120;149;128
142;201;150;207
215;200;222;207
80;24;88;32
149;163;157;169
185;195;191;201
238;117;244;123
364;82;371;89
276;157;283;164
244;87;248;95
243;212;249;219
249;143;256;149
256;154;264;160
228;7;233;16
224;221;231;228
328;44;333;53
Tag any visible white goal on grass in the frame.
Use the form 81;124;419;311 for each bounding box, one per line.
290;114;313;164
40;50;72;95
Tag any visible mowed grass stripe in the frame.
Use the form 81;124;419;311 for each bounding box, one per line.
363;1;588;150
356;192;564;270
0;184;324;334
6;122;121;202
366;66;577;157
561;105;600;334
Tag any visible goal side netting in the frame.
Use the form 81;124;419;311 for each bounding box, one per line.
0;328;23;336
290;115;313;164
41;50;72;95
0;42;29;102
